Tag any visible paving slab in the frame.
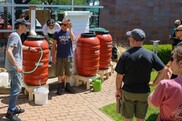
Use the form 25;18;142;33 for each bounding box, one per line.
0;73;116;121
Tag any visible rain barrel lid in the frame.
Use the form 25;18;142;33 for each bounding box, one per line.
26;35;45;40
81;32;96;38
89;28;109;34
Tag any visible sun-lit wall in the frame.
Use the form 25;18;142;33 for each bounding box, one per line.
99;0;182;45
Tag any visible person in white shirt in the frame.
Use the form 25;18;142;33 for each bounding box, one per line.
42;19;61;42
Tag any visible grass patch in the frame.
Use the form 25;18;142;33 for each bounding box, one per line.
100;71;159;121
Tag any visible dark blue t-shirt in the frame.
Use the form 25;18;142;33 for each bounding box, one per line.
53;29;73;58
115;47;165;93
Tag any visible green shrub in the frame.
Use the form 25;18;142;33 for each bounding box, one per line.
143;44;172;65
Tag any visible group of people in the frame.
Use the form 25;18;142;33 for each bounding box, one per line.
3;15;182;121
115;28;182;121
170;19;182;48
4;17;75;121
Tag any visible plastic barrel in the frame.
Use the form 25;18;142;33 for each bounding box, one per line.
90;28;112;69
23;36;49;86
76;33;100;76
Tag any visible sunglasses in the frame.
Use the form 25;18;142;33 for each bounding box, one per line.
176;29;182;32
61;23;67;26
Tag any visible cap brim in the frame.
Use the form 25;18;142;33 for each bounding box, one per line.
25;22;31;25
126;31;131;36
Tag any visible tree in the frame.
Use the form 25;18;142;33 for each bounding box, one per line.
30;0;87;5
14;0;31;4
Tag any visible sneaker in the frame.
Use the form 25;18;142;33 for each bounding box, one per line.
5;112;22;121
14;107;25;114
65;83;75;94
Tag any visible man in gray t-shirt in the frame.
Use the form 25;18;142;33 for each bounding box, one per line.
5;32;23;71
5;19;36;121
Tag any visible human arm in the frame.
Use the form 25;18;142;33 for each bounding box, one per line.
67;22;76;42
149;66;172;86
148;81;166;108
51;39;57;64
6;46;23;73
22;45;37;52
42;24;49;40
115;73;124;100
148;91;156;107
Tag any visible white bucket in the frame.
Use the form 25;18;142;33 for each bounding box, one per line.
0;72;9;87
34;87;49;105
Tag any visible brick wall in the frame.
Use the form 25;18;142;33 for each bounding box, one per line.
99;0;182;45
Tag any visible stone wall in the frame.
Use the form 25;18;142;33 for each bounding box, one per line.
99;0;182;45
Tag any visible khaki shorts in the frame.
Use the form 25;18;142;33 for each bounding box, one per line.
56;58;73;76
121;90;149;119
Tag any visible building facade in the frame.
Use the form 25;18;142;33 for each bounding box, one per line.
99;0;182;45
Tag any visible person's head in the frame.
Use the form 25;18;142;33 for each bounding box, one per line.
174;19;181;28
15;18;30;33
19;13;26;19
176;25;182;40
170;44;182;75
61;18;70;31
47;19;55;29
126;28;146;47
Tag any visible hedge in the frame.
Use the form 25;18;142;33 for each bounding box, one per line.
143;44;172;65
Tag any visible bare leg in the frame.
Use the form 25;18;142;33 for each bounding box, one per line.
65;76;70;83
58;76;63;83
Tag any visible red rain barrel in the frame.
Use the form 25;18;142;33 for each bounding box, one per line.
92;28;112;69
23;36;49;86
76;33;100;76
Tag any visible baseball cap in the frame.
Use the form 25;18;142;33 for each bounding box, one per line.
15;18;30;25
126;28;146;41
47;19;55;26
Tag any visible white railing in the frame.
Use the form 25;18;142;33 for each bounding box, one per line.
0;2;103;33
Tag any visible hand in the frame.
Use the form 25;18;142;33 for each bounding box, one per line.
16;66;24;73
165;67;172;79
30;47;37;52
148;81;155;86
165;63;172;79
67;22;72;29
115;90;122;101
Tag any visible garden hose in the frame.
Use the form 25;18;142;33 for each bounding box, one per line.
24;47;43;74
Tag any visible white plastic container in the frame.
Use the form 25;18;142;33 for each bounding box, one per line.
34;87;49;105
0;72;9;87
64;11;92;39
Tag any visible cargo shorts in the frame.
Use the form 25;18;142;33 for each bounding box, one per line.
56;57;73;77
121;90;149;119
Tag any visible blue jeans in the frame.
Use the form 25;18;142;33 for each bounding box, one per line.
7;70;22;113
